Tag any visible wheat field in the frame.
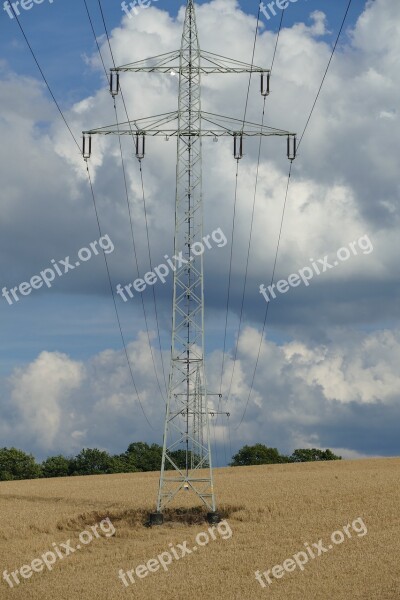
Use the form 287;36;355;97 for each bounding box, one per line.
0;458;399;599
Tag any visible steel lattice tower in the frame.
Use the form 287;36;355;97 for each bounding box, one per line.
83;0;296;525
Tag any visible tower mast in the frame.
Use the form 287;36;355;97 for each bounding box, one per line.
155;0;217;520
83;0;296;525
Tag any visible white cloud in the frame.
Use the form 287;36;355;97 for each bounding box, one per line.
1;325;398;458
10;352;84;450
0;0;399;459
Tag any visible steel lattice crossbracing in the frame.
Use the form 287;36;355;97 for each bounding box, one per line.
83;0;296;515
156;2;216;511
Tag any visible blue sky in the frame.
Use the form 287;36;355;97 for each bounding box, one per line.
1;0;399;465
1;0;365;101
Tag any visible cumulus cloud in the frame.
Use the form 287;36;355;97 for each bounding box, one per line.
1;326;399;461
0;336;166;458
8;352;84;450
0;0;399;460
1;0;398;313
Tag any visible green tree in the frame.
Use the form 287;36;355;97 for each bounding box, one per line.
0;447;41;481
230;444;285;466
112;452;138;473
168;449;199;470
124;442;163;472
41;455;73;478
70;448;118;475
290;448;342;462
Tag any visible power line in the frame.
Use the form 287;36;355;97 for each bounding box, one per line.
114;99;168;401
224;4;286;404
227;415;233;464
86;163;155;430
83;0;168;400
9;4;155;430
138;159;169;393
217;0;264;456
96;0;168;393
234;0;354;429
235;163;292;430
9;3;81;153
219;0;264;395
298;0;353;149
226;94;267;404
270;5;286;74
241;1;262;129
8;0;353;464
219;160;239;396
83;0;108;78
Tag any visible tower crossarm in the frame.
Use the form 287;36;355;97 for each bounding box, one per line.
83;111;179;137
111;49;269;75
83;111;295;138
201;112;294;136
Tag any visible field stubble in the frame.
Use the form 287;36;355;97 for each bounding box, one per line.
0;458;399;599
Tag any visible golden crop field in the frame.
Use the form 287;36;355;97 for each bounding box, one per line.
0;458;399;600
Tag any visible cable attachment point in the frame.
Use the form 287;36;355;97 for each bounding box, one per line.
261;72;270;97
82;134;92;160
287;134;297;161
110;71;120;97
135;132;145;160
233;133;243;160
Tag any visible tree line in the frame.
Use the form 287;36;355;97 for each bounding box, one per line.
0;443;341;481
230;444;341;466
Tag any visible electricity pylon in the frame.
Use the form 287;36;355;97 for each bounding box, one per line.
83;0;296;525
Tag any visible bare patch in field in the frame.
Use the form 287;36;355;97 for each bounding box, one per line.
55;503;246;532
